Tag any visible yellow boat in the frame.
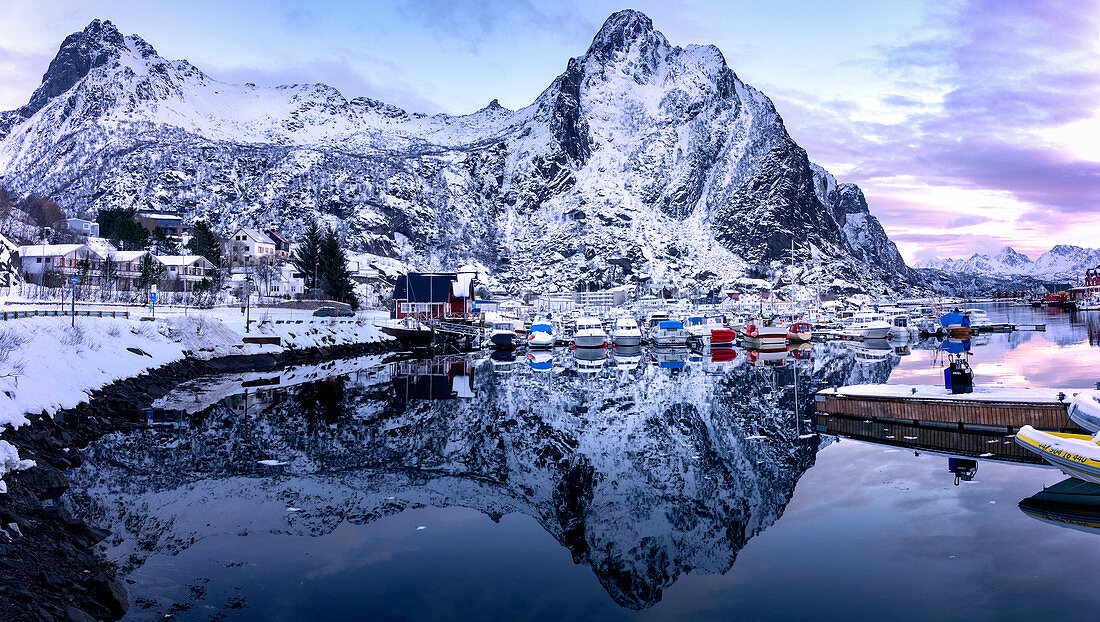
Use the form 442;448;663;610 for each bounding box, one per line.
1015;425;1100;483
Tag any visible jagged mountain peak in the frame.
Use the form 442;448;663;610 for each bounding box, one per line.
586;10;662;57
0;11;913;294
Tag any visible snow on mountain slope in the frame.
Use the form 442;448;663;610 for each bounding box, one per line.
916;245;1100;281
0;12;911;293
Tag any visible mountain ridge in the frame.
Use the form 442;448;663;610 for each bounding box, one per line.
0;12;912;294
916;244;1100;281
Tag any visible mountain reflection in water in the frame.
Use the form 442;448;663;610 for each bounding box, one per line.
69;343;880;610
62;306;1100;617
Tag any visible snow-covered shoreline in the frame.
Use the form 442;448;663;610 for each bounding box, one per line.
0;312;394;491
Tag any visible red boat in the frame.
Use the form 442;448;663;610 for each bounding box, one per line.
710;327;737;345
710;347;737;362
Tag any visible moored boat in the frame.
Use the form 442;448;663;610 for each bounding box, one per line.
939;311;971;337
611;317;643;347
574;316;608;348
1015;425;1100;483
651;319;689;347
527;321;555;349
740;318;788;348
787;321;812;342
489;321;517;348
1069;392;1100;433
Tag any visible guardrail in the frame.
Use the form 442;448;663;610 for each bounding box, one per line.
0;310;130;320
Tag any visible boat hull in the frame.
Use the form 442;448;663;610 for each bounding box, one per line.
528;332;555;349
1016;426;1100;483
574;334;607;348
710;328;737;345
490;332;516;348
612;334;642;347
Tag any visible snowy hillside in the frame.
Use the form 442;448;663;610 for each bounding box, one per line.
0;12;910;293
916;245;1100;282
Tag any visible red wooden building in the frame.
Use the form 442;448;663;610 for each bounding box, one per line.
392;272;476;320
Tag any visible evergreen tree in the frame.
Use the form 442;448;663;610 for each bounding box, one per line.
96;208;149;250
318;227;357;309
150;227;179;255
186;220;222;265
138;254;165;290
291;220;323;291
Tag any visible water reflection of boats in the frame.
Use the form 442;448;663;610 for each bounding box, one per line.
651;347;689;370
391;356;476;400
611;345;643;371
490;348;518;373
574;346;607;373
1019;478;1100;535
746;348;786;367
528;351;554;372
847;338;891;363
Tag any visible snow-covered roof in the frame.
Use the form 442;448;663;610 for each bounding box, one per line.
18;244;95;258
155;255;213;267
452;272;475;298
107;250;149;262
136;211;183;221
234;228;274;245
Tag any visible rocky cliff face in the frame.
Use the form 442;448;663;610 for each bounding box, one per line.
0;12;911;293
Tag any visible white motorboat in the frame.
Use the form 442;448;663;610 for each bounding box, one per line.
964;308;993;331
643;311;671;343
527;321;555;349
840;312;892;340
651;319;689;347
573;316;608;348
611;317;643;347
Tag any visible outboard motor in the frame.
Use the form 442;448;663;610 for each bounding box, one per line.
944;358;973;394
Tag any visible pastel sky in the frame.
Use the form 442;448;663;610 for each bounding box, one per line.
0;0;1097;263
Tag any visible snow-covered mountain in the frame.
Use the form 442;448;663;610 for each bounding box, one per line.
0;13;910;293
916;245;1100;282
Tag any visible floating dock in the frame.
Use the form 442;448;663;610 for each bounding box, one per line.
815;384;1095;433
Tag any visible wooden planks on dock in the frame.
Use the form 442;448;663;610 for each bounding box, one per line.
815;392;1077;432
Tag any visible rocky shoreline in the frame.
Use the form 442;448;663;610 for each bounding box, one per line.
0;340;401;622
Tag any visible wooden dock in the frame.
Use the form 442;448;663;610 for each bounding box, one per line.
815;384;1085;433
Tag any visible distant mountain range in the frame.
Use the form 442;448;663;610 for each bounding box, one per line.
0;11;912;294
915;245;1100;283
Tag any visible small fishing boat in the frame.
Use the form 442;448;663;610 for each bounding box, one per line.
611;317;643;347
1016;425;1100;483
964;308;993;332
489;321;517;348
574;316;608;348
643;311;671;343
527;321;555;349
377;317;434;348
787;321;812;342
710;326;737;346
741;318;788;348
938;311;971;337
651;319;689;347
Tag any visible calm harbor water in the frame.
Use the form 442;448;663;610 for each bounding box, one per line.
66;305;1100;621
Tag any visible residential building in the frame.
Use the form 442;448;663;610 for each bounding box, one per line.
18;244;103;286
228;228;277;266
155;255;215;291
264;229;292;259
392;272;476;319
134;210;188;237
104;250;150;291
57;218;100;237
572;288;627;314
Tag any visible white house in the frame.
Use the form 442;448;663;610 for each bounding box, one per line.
228;228;277;266
18;244;103;286
59;218;100;237
155;255;216;291
105;250;150;290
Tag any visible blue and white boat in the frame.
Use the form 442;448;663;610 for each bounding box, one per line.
651;319;689;347
939;311;971;336
527;322;555;349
